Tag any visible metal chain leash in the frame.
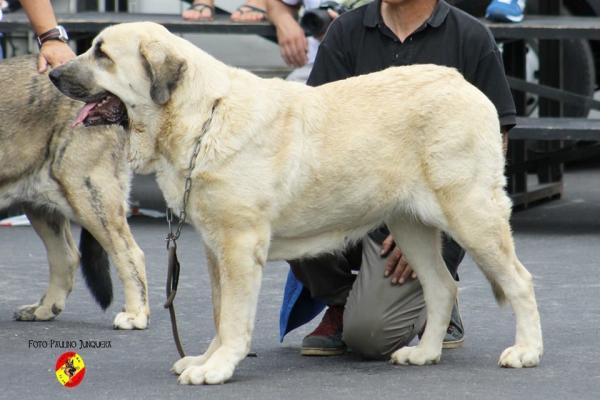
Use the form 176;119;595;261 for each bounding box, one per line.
164;100;219;358
165;100;219;244
165;138;201;243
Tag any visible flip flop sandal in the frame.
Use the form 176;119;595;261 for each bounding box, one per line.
231;5;267;22
183;2;215;21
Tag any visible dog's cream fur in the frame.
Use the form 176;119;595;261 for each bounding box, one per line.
52;22;543;384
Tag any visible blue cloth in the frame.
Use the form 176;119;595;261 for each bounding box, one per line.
279;269;325;342
485;0;525;23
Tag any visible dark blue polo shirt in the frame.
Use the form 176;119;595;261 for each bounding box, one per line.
307;0;517;129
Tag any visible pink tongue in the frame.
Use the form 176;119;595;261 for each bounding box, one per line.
72;102;98;128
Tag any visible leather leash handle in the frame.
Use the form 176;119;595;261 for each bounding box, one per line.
165;242;186;358
164;241;259;360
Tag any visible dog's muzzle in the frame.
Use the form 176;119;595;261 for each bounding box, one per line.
49;67;128;128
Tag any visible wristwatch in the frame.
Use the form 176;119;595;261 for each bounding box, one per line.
37;25;69;46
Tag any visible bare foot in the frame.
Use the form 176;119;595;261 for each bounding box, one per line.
182;1;215;21
230;0;267;22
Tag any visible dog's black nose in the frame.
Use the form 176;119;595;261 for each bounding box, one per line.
49;68;61;85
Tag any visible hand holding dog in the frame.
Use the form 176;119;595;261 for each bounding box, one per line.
381;234;418;284
18;0;76;73
38;40;75;73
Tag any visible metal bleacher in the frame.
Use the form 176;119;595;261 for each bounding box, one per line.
2;0;599;207
488;3;600;207
0;10;278;38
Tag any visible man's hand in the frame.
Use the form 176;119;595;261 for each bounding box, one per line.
381;234;417;285
266;0;308;67
275;18;308;67
19;0;77;73
38;40;76;73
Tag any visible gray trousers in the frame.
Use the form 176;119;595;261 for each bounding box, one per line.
289;233;464;360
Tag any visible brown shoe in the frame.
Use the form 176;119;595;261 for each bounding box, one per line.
301;305;347;356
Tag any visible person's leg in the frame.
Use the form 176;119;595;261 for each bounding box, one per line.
441;234;466;348
364;229;467;348
288;250;357;306
291;232;465;357
441;233;464;280
342;235;428;360
289;244;361;355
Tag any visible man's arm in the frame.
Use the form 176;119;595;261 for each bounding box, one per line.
19;0;76;73
266;0;308;68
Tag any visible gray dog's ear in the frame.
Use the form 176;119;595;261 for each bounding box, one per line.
140;40;187;105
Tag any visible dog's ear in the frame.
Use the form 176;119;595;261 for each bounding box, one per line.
140;40;187;105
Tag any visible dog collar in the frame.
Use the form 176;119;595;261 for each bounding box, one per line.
38;26;69;46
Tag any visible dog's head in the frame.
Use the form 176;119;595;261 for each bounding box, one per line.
50;22;188;130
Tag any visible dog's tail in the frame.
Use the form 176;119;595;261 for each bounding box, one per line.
79;228;113;310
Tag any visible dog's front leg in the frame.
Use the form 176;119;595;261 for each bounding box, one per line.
177;228;268;385
69;172;149;329
87;222;148;330
172;246;221;374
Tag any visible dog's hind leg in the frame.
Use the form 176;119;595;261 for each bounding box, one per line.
172;245;222;374
14;208;78;321
387;217;457;366
445;190;542;368
177;226;268;385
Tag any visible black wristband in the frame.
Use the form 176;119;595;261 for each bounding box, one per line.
37;26;68;46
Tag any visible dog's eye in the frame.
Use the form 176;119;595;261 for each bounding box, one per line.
94;45;112;62
95;46;107;59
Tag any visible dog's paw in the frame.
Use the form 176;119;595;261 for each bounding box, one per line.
177;362;235;385
498;345;542;368
113;310;149;330
14;302;62;321
171;355;210;375
391;345;441;366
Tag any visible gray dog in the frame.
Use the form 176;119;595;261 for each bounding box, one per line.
0;55;148;329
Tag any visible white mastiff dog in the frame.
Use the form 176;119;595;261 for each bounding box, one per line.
50;22;543;385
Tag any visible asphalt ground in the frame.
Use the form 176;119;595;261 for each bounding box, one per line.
1;162;599;399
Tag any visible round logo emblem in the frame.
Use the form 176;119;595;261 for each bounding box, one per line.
55;352;85;388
